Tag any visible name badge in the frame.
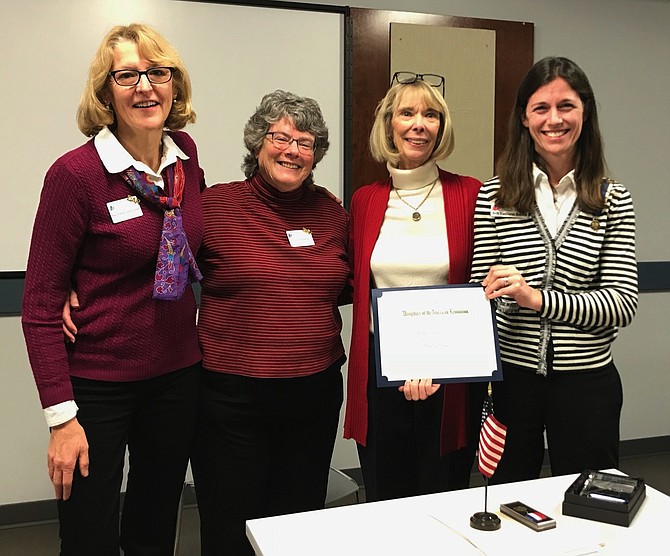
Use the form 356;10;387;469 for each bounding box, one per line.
107;196;143;223
491;205;528;218
286;228;315;247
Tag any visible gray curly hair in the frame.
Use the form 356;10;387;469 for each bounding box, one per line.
242;90;330;185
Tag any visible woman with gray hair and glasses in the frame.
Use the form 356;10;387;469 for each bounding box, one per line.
191;90;349;555
344;73;485;502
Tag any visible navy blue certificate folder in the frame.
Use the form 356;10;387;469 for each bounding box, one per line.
371;283;502;387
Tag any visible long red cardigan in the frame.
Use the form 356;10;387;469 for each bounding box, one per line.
344;168;482;455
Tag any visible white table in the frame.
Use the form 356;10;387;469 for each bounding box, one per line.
246;471;667;555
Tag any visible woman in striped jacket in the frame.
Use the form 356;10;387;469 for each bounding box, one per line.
470;57;638;484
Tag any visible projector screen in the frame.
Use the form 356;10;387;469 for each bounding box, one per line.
0;0;344;271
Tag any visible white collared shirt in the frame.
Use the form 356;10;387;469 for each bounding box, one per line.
533;164;577;237
44;127;190;429
95;126;189;184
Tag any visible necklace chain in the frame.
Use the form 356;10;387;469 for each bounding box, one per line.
393;177;439;222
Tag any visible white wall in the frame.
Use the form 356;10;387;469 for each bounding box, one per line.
3;0;670;506
614;294;670;441
0;317;53;504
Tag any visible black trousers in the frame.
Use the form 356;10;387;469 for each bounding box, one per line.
357;335;483;502
489;361;623;485
57;363;200;556
192;359;344;556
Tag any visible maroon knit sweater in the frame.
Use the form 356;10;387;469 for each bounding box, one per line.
197;174;349;378
22;131;205;408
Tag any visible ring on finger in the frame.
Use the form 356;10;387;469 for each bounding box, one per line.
503;276;509;287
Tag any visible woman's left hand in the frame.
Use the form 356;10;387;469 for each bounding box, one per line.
398;378;441;401
481;264;543;311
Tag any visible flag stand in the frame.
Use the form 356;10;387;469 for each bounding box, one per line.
470;382;505;531
469;477;501;530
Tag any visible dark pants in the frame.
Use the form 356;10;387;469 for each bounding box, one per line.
192;359;344;556
358;335;483;502
490;361;623;485
57;363;200;556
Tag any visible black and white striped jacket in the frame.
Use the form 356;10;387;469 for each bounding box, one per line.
470;177;638;374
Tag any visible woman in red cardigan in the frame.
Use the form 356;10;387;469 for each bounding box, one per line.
344;73;484;501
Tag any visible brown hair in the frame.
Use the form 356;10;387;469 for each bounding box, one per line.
496;56;607;213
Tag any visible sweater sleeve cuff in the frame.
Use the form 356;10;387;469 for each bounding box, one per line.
44;400;79;428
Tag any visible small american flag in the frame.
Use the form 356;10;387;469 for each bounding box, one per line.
477;392;507;478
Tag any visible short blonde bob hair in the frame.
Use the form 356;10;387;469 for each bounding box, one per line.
369;80;454;167
77;23;196;137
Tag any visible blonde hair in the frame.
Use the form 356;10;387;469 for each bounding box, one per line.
77;23;196;137
369;80;454;167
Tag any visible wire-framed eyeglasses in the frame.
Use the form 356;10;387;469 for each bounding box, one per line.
265;132;316;154
391;71;445;97
108;67;174;87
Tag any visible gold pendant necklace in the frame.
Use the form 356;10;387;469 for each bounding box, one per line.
393;178;439;221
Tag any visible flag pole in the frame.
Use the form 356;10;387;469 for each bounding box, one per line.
470;481;500;531
470;382;503;531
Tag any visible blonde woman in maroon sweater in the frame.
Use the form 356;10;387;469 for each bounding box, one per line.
22;24;203;555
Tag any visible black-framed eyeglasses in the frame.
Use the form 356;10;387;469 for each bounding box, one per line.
265;132;316;154
391;71;445;97
108;67;174;87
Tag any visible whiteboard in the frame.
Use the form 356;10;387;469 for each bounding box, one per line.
0;0;343;271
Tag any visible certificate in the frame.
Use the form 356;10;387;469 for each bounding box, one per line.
371;284;502;387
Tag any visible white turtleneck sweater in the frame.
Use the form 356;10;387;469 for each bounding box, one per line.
370;162;450;297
